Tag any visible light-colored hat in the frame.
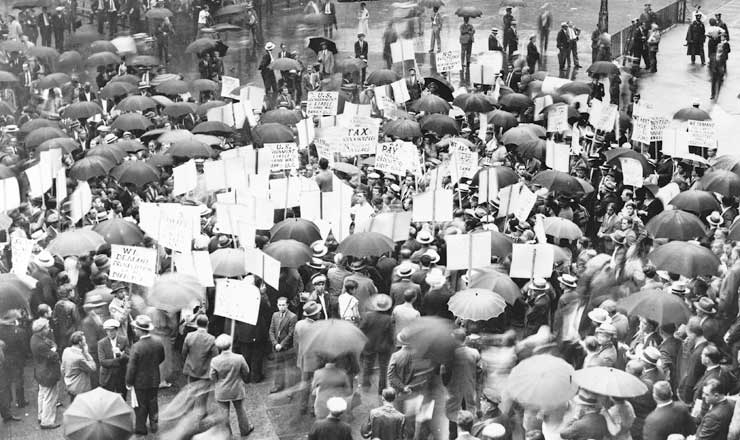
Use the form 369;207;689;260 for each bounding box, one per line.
425;268;446;288
3;124;19;133
33;250;54;268
84;293;108;310
694;297;717;315
530;278;549;290
326;396;347;413
349;260;367;272
397;262;414;277
367;172;381;179
595;322;617;336
558;273;578;289
265;42;275;51
587;308;610;324
573;389;600;406
311;240;328;258
303;300;322;317
103;319;120;330
706;211;722;226
311;273;327;285
32;318;50;333
307;257;326;270
131;314;154;331
369;294;393;312
416;229;434;244
104;133;118;144
481;423;506;439
670;281;688;296
641;346;661;365
424;249;440;264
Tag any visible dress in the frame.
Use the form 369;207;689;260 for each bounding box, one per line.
357;8;369;36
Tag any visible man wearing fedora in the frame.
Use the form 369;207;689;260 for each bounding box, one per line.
259;42;278;99
694;297;721;346
360;294;394;393
98;319;129;399
268;297;297;394
295;301;322;414
81;294;107;387
29;317;58;428
0;309;29;410
345;260;378;314
390;263;421;308
560;390;608;439
691;344;733;419
126;315;165;437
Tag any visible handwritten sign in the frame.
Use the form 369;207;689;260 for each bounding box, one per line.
0;177;20;212
375;141;407;176
589;99;618;131
214;278;261;325
631;115;652;144
687;120;716;148
11;236;33;276
435;50;461;72
109;245;157;287
497;183;536;222
469;63;498;85
174;250;215;287
390;39;415;63
510;243;555;279
620;157;643;188
220;75;240;100
391;79;410;104
650;117;670;142
339;116;379;156
546;104;568;133
158;204;198;252
306;91;339;116
266;142;299;171
296;118;315;149
450;148;478;182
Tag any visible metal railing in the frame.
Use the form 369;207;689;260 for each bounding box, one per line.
610;0;687;60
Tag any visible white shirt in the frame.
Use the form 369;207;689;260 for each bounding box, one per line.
324;2;331;14
562;303;585;342
198;10;209;24
338;293;359;321
109;0;116;12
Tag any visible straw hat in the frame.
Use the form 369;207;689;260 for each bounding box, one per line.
369;294;393;312
641;346;661;365
587;308;610;324
303;301;322;317
33;250;54;268
694;297;717;315
131;315;154;332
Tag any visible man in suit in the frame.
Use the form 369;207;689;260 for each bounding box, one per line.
361;388;405;440
0;311;29;409
36;7;53;47
390;263;421;308
51;7;65;51
392;289;420;346
295;301;322;414
345;260;378;313
233;281;272;383
277;42;293;85
259;42;278;98
693;344;733;419
560;390;609;439
209;334;254;437
317;41;334;79
360;294;394;393
80;295;107;387
721;196;738;228
78;82;97;102
658;323;681;392
429;7;443;52
29;318;58;429
678;317;709;403
126;315;165;437
321;0;337;38
695;378;735;440
268;297;297;393
105;0;119;36
181;315;217;383
643;381;695;440
308;397;353;440
354;33;368;85
444;330;481;439
97;319;129;399
556;22;571;71
93;0;107;35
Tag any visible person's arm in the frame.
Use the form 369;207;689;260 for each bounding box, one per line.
240;358;250;384
125;345;137;387
278;315;296;347
696;412;722;440
181;334;190;360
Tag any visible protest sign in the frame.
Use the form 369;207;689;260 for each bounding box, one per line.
571;94;590;113
270;176;319;209
174;250;214;287
306;91;339;116
299;181;353;241
358;211;412;242
545;141;570;172
266;143;299;171
244;248;281;289
620;157;643;188
70;181;92;224
445;231;492;271
435;50;461;72
0;177;20;212
412;189;453;222
661;126;689;157
589;100;618;131
478;113;488;141
632;102;653;118
296;118;316;149
203;160;227;192
25;162;52;198
319;115;338;127
650;117;670;142
173;160;197;195
138;203;161;239
375;141;408;176
687;120;716;148
657;182;681;208
510;244;555;279
214;278;261;325
215;190;236;205
11;236;33;276
391;79;410;104
239;86;265;113
533;95;553;122
477;167;499;203
391;39;415;63
546;104;568;133
374;85;396;116
497;183;536;222
158;204;198;252
631;115;652;144
313;127;337;163
206;104;236;126
220;76;240;100
343;103;372;118
542;76;570;94
469;63;498;85
450;148;478;182
55;167;67;202
339;117;380;156
110;245;157;287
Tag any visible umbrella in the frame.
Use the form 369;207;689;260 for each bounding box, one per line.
70;26;103;46
190;78;219;92
37;137;80;154
676;153;709;168
532;170;583;195
0;274;31;316
573;367;649;398
147;153;174;167
110;161;160;187
114;139;147;153
557;81;591;95
90;40;118;53
63;387;134;440
648;240;720;277
501;125;538;146
542;217;583;241
210;248;248;277
673;106;711;121
252;123;294;146
333;162;361;176
130;55;160;67
263;239;311;268
162;102;197;118
448;288;506;321
192;121;235;137
62;101;103;120
158;129;195;144
37;72;70;89
424;75;454;102
468;269;519;304
604;147;653;176
168;139;213;158
669;190;719;214
0;40;24;52
501;0;526;5
338;232;395;258
194;134;222;146
487;110;519;130
0;71;18;83
117;95;158;112
150;73;180;87
420;114;459;136
25;127;68;148
110;113;153;132
93;218;145;246
186;38;218;54
100;81;137;100
302;319;368;360
0;101;14;116
617;288;692;325
453;93;495;113
515;138;546;160
366;69;400;86
215;4;245;16
197;100;227;116
646;210;707;241
711;155;740;174
334;57;366;74
148;273;205;312
518;123;547;138
86;51;120;66
306;36;337;54
384;119;422;139
87;145;126;164
145;7;172;19
413;94;451;114
156;79;190;95
403;317;458;363
499;93;532;112
269;57;302;71
20;118;58;134
47;230;106;257
58;50;83;68
109;74;141;86
419;0;444;6
69;155;115;180
269;218;322;245
586;61;619;75
455;6;483;17
700;169;740;197
504;354;577;410
12;0;44;8
260;108;302;126
213;23;242;32
472;166;519;190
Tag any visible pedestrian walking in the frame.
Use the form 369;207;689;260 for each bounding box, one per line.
361;388;405;440
181;315;217;383
307;397;353;440
210;334;255;437
459;17;475;82
29;318;58;429
710;31;730;99
537;3;552;55
357;2;369;37
360;294;394;393
268;297;297;393
647;23;661;72
526;34;540;73
429;6;442;53
686;13;706;65
557;22;571;71
126;315;165;437
0;310;28;409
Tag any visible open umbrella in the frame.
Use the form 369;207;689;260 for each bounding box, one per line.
0;101;14;116
501;125;538;145
69;26;103;46
156;79;190;96
197;100;226;116
87;145;126;164
25;127;68;148
63;387;134;440
383;119;422;139
109;74;140;86
269;57;302;71
338;232;395;258
117;95;158;112
114;140;147;153
260;108;302;126
504;354;577;410
62;102;103;120
468;269;520;304
557;81;591;95
130;55;160;68
573;367;648;398
0;273;31;316
669;190;719;214
37;72;70;89
334;57;366;74
0;40;25;52
252;123;294;146
487;109;519;131
366;69;400;86
542;217;583;241
37;137;80;154
210;248;248;277
472;166;518;191
413;94;451;114
158;129;195;144
532;170;583;195
0;71;18;83
185;38;218;54
145;7;172;19
86;51;120;66
190;78;219;92
12;0;44;8
711;155;740;174
513;137;545;160
69;156;115;180
453;93;495;113
263;239;311;268
402;317;457;363
700;169;740;197
20;118;58;134
90;40;118;53
47;230;106;257
163;102;197;118
499;93;532;111
424;74;454;101
110;161;160;187
586;61;619;75
302;319;368;361
306;36;337;54
194;134;222;146
455;6;483;17
648;240;720;277
333;162;361;176
646;210;706;241
58;50;83;68
448;288;506;321
148;273;205;312
616;288;692;325
110;113;153;132
270;218;322;245
93;218;145;246
604;147;653;176
168;139;213;158
147;153;174;167
420;114;459;136
673;106;711;121
213;23;242;32
192;121;235;136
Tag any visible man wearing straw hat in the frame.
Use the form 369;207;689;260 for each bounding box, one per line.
307;396;352;440
98;319;129;399
126;315;165;437
560;390;608;439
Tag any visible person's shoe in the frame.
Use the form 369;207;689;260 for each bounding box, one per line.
3;416;21;422
40;423;61;430
269;386;283;394
150;422;158;433
241;425;255;437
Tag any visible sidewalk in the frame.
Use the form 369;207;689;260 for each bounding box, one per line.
639;0;740;153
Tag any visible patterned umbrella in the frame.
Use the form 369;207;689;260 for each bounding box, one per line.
448;288;506;321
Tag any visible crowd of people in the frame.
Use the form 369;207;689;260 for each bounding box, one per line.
0;0;738;440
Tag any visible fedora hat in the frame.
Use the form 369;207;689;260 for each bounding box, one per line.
110;281;128;294
694;297;717;315
558;274;578;289
481;423;506;440
311;240;328;258
573;389;599;406
587;308;610;324
416;229;434;244
83;294;107;310
349;260;367;272
33;250;54;268
131;314;154;332
94;254;110;271
369;294;393;312
641;346;661;365
425;268;446;288
265;42;275;51
396;262;414;278
303;300;322;317
706;211;722;227
595;322;617;336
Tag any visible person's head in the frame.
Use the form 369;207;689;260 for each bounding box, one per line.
103;319;119;338
381;387;396;404
701;344;722;367
277;296;289;312
318;157;329;170
658;322;676;338
626;359;644;376
196;315;209;329
621;188;633;202
344;279;358;294
69;331;86;348
358;33;365;41
709;17;717;26
408;68;416;77
360;2;366;8
37;303;52;319
463;17;469;23
215;334;232;351
326;397;347;417
652;380;672;404
280;42;287;52
92;271;108;286
702;378;725;406
403;288;417;304
639;317;658;334
32;318;51;337
433;6;439;12
456;410;475;433
686;316;703;340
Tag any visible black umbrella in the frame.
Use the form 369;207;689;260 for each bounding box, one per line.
586;61;619;76
424;75;454;102
306;36;337;54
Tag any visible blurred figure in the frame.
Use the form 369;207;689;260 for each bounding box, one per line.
29;317;58;428
361;388;405;440
61;331;97;401
209;334;255;437
308;397;353;440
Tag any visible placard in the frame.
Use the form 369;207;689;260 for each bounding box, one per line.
375;141;408;176
69;181;92;224
509;243;555;279
25;162;52;198
545;141;570;172
469;63;498;85
546;104;568;133
390;79;410;104
435;50;461;72
158;204;198;252
173;250;215;287
306;91;339;116
542;76;570;94
390;39;416;63
450;148;478;182
445;231;492;271
11;236;33;276
269;176;319;209
589;100;618;132
214;278;260;325
173;160;197;195
0;177;20;212
661;126;689;157
239;86;265;113
55;167;67;203
343;103;372;118
534;95;553;122
357;211;412;242
109;245;157;287
203;160;227;192
220;75;240;100
477;167;500;203
478;113;488;141
497;183;536;222
313;131;336;164
412;189;453;222
650;117;670;142
687;120;716;148
299;181;353;241
620;157;643;187
266;142;299;171
244;248;281;290
631;115;652;144
296;118;315;149
339;116;379;156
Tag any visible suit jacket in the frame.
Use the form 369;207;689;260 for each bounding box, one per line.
78;90;97;102
643;401;695;440
181;329;218;379
36;13;52;31
360;311;393;353
362;403;405;440
696;399;735;440
560;411;609;440
318;49;334;75
308;416;353;440
30;333;61;387
556;29;570;50
80;314;105;360
125;335;165;389
354;40;368;60
390;279;421;307
209;350;250;402
269;310;297;350
678;339;708;402
97;335;129;387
